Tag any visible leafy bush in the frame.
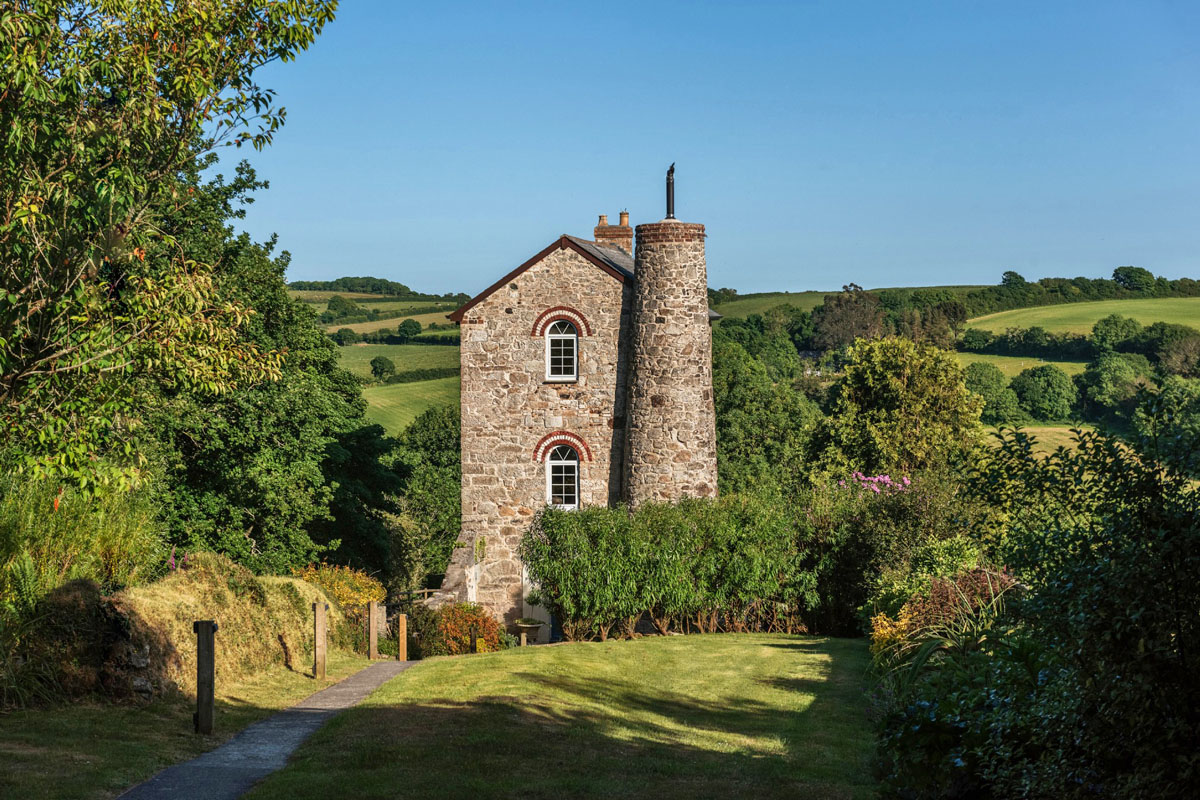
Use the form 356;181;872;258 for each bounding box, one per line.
1010;364;1077;421
963;361;1023;425
293;563;385;609
875;421;1200;798
418;602;503;656
0;478;164;615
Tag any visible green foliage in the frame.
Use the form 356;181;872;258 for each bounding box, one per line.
142;164;400;575
876;422;1200;798
389;405;461;592
1;0;335;486
1009;364;1078;421
289;276;466;302
1076;352;1153;418
397;319;423;341
0;478;163;613
369;356;397;381
712;341;819;496
1092;312;1143;351
333;327;361;345
1131;376;1200;476
1112;265;1157;294
963;362;1023;425
811;284;886;351
821;337;983;475
416;602;503;656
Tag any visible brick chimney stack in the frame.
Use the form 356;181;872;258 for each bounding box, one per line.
594;211;633;255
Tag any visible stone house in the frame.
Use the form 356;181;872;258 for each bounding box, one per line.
438;203;720;636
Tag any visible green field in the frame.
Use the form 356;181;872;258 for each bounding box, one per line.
967;297;1200;334
362;376;459;434
984;425;1093;456
326;308;454;335
246;634;875;800
714;291;831;318
337;343;457;379
955;352;1087;378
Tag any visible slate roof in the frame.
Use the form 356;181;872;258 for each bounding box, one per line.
563;235;635;280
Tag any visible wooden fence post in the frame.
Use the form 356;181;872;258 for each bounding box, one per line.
193;620;217;734
368;601;380;660
313;602;327;680
396;613;407;661
520;631;527;647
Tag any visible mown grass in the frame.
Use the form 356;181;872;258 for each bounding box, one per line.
0;650;369;800
362;377;460;434
337;343;458;379
967;297;1200;334
246;634;876;800
955;352;1087;378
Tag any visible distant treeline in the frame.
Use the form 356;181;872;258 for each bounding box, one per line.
290;276;468;302
711;266;1200;321
382;366;460;384
962;267;1200;317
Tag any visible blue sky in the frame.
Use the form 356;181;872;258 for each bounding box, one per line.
228;1;1200;294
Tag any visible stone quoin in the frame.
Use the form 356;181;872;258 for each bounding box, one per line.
438;179;719;634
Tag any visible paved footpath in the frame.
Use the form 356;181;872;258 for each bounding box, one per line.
118;660;414;800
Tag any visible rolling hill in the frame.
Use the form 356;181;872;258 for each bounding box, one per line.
967;297;1200;334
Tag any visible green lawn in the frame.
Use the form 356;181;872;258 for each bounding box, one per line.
967;297;1200;334
955;352;1087;378
363;376;460;434
246;634;876;800
0;651;369;800
337;343;458;379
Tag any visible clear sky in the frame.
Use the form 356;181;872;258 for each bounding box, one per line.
228;1;1200;294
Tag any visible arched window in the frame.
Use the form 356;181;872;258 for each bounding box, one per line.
546;444;579;509
545;320;577;382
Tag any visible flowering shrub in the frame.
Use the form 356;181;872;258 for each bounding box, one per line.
293;563;385;609
421;602;503;656
840;472;911;494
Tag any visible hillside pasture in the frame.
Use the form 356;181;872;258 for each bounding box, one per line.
325;309;454;335
245;634;876;800
967;297;1200;334
714;291;830;318
337;343;457;379
955;352;1087;378
362;377;459;434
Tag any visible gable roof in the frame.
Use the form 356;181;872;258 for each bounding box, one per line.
446;233;723;324
448;235;633;322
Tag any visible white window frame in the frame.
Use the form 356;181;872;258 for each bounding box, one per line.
545;444;580;510
544;320;578;382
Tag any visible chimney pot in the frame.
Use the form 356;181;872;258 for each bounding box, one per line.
619;210;629;226
598;214;608;226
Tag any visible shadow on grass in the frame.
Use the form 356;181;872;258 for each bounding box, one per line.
248;638;876;800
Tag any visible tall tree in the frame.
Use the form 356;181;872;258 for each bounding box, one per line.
1;1;336;485
810;284;885;351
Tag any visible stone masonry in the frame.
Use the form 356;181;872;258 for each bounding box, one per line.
625;221;719;506
439;212;718;630
440;240;632;626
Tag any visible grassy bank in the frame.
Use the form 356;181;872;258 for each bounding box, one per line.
0;650;368;800
247;634;875;800
967;297;1200;333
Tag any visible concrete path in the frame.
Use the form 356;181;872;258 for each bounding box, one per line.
118;660;414;800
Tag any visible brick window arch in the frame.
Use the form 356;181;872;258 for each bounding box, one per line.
533;431;593;463
531;306;593;337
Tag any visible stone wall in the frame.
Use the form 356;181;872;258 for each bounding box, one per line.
440;242;632;627
624;221;719;506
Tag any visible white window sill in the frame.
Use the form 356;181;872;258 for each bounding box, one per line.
544;376;578;384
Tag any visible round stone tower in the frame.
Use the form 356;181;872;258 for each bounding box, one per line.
624;219;719;507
